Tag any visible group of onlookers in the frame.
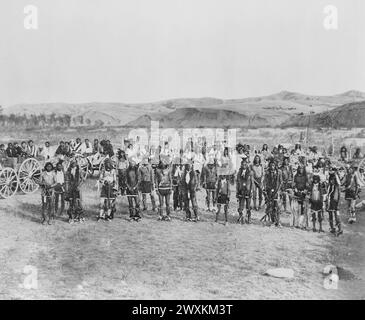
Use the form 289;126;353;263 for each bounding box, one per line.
0;138;115;162
0;140;37;159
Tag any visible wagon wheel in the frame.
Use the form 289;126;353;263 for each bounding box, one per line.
18;158;42;194
0;168;19;199
99;156;117;172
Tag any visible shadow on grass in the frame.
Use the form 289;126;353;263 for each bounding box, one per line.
11;202;42;223
15;202;68;224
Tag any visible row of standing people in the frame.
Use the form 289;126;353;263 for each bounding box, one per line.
96;147;363;237
37;142;363;236
39;160;84;224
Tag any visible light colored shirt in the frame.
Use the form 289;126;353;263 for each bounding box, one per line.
185;171;191;184
218;155;233;175
55;171;65;184
174;166;183;177
81;142;93;154
117;159;129;170
41;171;56;186
101;169;117;184
193;154;204;172
41;146;54;160
27;145;38;157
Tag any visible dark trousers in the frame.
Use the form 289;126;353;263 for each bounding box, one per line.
67;197;84;220
311;209;323;222
266;197;280;225
127;196;140;218
205;189;216;208
253;182;263;208
158;189;171;216
41;195;54;221
238;196;251;212
55;192;65;215
238;196;252;222
142;192;156;210
118;169;127;195
195;170;201;187
101;198;116;218
216;203;229;222
328;210;342;231
298;201;306;215
183;189;198;219
173;185;183;210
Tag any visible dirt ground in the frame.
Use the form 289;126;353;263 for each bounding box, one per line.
0;178;364;300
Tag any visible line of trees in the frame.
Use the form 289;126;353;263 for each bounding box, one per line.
0;110;75;128
0;109;106;129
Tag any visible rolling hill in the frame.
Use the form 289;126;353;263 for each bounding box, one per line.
3;102;175;126
3;90;365;128
283;101;365;128
126;108;270;128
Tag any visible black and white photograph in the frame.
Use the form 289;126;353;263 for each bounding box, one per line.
0;0;364;303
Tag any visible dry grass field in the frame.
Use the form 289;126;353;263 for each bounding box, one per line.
0;177;364;300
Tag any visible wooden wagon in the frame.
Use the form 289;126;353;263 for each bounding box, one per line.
0;156;42;199
0;153;92;199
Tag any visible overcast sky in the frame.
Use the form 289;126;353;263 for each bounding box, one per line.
0;0;364;107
